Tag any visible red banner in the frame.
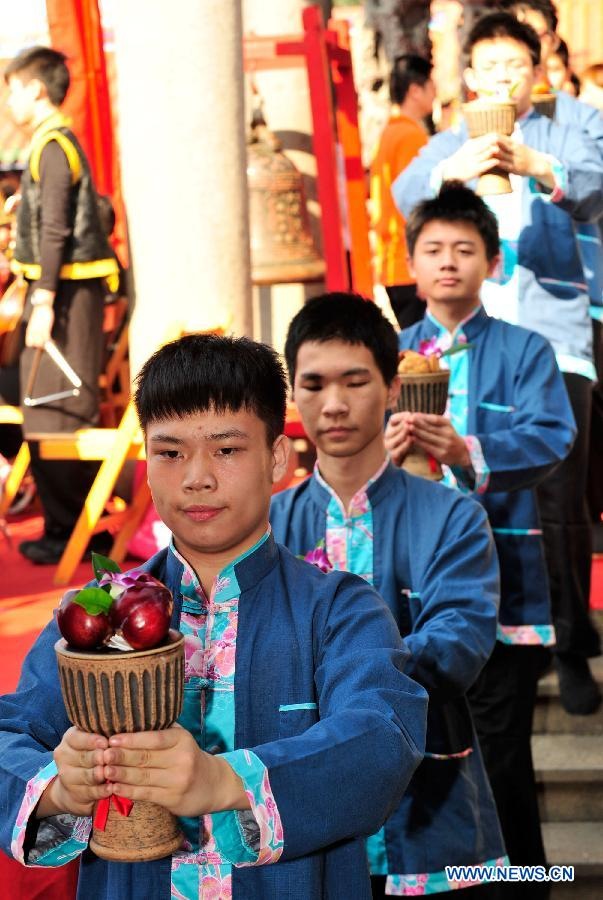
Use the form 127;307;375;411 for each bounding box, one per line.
45;0;128;266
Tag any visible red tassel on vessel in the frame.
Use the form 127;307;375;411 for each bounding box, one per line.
93;795;134;831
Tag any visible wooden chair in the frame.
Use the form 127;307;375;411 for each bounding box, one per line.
99;297;130;427
31;322;183;585
32;399;148;584
0;298;129;521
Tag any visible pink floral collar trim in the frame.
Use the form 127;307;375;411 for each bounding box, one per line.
314;458;389;519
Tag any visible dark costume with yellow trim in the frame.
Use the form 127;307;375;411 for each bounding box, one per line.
11;112;119;545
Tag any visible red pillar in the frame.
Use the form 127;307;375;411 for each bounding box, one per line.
45;0;128;266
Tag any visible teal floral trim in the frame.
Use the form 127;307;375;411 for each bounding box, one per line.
386;855;509;894
492;528;542;536
220;749;284;866
316;459;394;880
367;827;388;875
279;703;317;712
465;435;489;493
171;856;206;899
425;312;490;496
11;760;90;866
590;305;603;322
169;532;280;897
316;459;388;585
491;238;518;287
528;156;566;202
497;623;555;646
540;276;587;292
424;747;473;760
451;435;490;495
478;402;515;413
172;531;270;606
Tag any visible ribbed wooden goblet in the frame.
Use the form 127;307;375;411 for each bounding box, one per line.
462;99;517;195
397;370;450;480
531;93;556;120
55;624;185;862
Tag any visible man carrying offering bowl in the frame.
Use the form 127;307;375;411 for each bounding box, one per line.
494;0;603;721
0;334;428;899
395;11;603;719
271;291;507;897
385;182;576;897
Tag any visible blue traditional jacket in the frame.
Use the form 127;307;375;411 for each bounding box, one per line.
271;466;507;893
554;91;603;316
393;109;603;379
401;306;576;642
0;536;427;900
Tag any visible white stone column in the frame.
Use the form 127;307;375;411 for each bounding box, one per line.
112;0;252;376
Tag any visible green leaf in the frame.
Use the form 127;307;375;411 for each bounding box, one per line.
440;342;474;358
91;552;121;583
73;587;114;616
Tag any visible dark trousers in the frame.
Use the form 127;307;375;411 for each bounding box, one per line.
19;279;104;538
385;284;426;331
0;363;24;458
27;443;99;539
536;372;600;658
468;643;551;899
588;318;603;521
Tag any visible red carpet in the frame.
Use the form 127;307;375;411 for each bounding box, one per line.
0;515;601;898
0;859;78;900
0;513;138;693
0;514;138;900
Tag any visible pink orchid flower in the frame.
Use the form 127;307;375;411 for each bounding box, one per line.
418;336;441;358
303;545;333;574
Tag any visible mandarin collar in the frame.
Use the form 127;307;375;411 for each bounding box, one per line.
422;305;489;343
167;529;279;599
309;460;405;511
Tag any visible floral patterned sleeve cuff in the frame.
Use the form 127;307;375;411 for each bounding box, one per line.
210;749;284;867
528;155;566;203
452;436;490;495
11;760;91;866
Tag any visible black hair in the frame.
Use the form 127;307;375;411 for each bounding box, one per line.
465;12;541;68
496;0;558;35
406;181;501;261
284;292;399;386
134;333;287;445
551;37;570;68
4;46;70;106
390;55;433;105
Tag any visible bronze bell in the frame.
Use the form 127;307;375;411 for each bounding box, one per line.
247;121;325;285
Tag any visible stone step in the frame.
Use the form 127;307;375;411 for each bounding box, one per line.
543;822;603;897
533;735;603;821
551;878;603;899
534;655;603;735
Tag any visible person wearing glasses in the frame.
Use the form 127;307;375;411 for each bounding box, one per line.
495;0;603;717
